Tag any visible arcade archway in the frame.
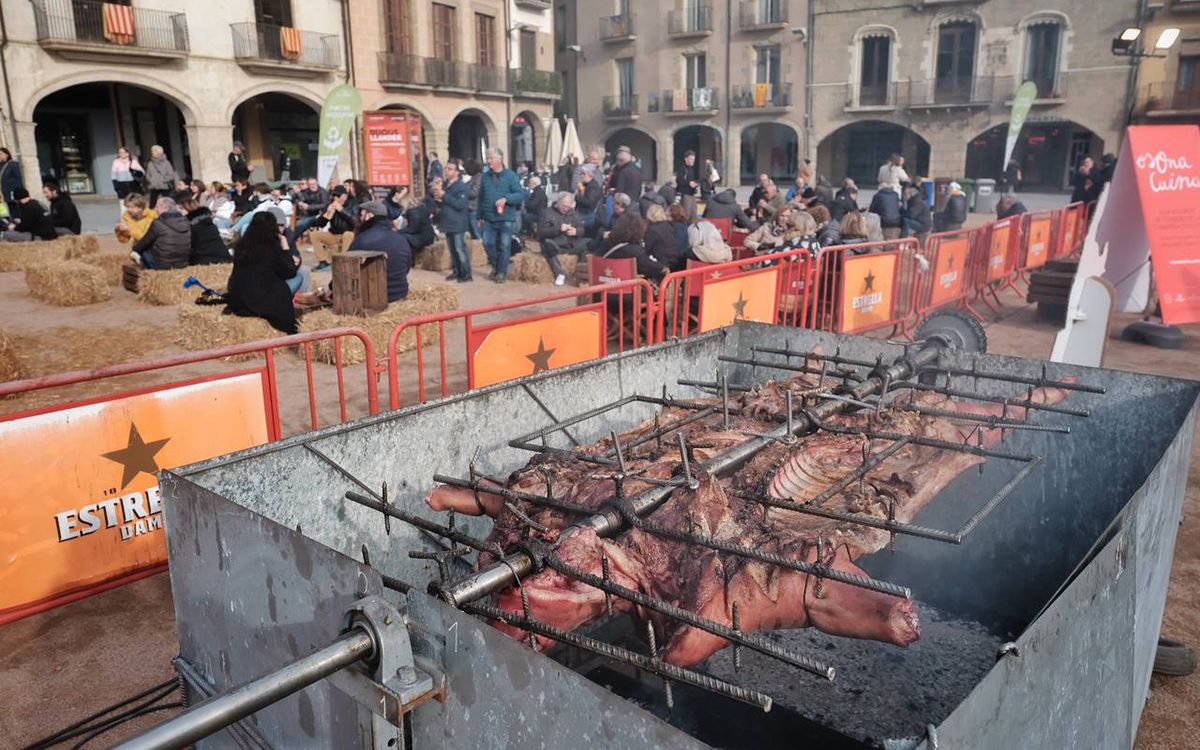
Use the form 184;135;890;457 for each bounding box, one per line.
965;120;1102;191
739;123;799;185
816;120;930;187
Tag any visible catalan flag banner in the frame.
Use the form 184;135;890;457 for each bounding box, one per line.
280;26;303;60
102;3;136;46
754;83;770;107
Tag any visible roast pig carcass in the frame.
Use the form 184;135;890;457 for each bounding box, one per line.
427;370;1070;667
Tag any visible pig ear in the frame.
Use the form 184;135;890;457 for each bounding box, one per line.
426;485;504;517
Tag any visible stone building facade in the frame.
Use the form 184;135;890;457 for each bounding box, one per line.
1130;0;1200;125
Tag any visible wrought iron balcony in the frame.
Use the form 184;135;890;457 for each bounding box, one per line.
738;0;788;30
668;4;713;37
379;54;471;89
31;0;188;61
603;95;640;120
231;22;340;74
730;82;792;110
653;88;719;114
1143;81;1200;114
599;14;636;42
470;63;509;94
908;76;996;108
510;68;563;98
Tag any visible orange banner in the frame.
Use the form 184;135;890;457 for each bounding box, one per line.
839;253;897;333
930;238;969;307
280;26;303;60
1025;218;1052;270
0;372;271;624
102;3;135;46
987;220;1013;282
363;111;413;188
699;266;779;332
469;307;604;388
1060;208;1079;257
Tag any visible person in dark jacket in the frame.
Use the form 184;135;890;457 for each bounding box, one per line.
224;211;298;334
522;176;549;236
42;180;81;235
808;205;842;248
398;192;436;251
275;147;293;182
313;186;359;235
607;145;643;200
350;201;412;302
537;192;586;285
933;182;969;232
703;188;759;230
830;185;860;222
1070;156;1099;204
639;188;667;220
575;164;604;235
746;172;770;216
477;147;526;283
1;188;56;241
0;147;25;219
1002;158;1022;193
837;211;872;251
643;204;683;271
592;213;666;283
675;150;700;199
666;204;691;271
133;197;192;268
436;161;472;282
868;187;903;240
996;194;1028;220
229;142;251;184
180;199;231;265
901;184;932;240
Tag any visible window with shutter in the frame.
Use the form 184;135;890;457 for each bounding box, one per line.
432;3;456;60
476;13;496;66
385;0;413;56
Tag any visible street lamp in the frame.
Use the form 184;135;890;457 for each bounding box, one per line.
1112;26;1181;58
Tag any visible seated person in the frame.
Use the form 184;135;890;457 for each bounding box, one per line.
522;176;548;236
114;193;158;246
902;184;932;240
686;220;732;264
132;197;192;269
744;205;798;253
537;192;586;286
592;213;666;284
179;198;231;265
575;164;604;236
231;183;279;237
754;181;786;223
224;211;299;334
311;186;359;270
996;194;1028;220
703;188;758;230
643;204;684;272
933;182;968;232
808;205;841;248
293;177;330;235
1;188;57;241
397;190;436;252
350;201;412;303
837;210;872;252
43;180;81;235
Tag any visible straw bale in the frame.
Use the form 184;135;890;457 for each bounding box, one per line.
300;282;460;365
24;260;111;306
0;327;25;385
0;237;78;272
63;233;101;258
413;239;453;272
469;239;489;268
174;305;284;362
508;251;578;284
80;254;128;286
137;265;231;306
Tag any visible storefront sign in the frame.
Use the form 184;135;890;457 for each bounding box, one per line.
699;266;779;332
363;111;413;187
930;238;970;307
0;372;272;624
1025;217;1053;270
468;307;605;389
840;253;897;333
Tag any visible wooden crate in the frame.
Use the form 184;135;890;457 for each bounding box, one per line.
332;251;389;316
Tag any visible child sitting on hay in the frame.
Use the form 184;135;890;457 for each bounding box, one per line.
114;193;157;246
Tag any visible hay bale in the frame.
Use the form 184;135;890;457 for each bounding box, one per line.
0;237;78;272
137;265;231;306
0;327;26;384
173;306;284;362
80;254;128;286
469;239;489;268
63;233;101;258
413;239;453;272
300;282;460;365
508;251;578;284
24;260;112;306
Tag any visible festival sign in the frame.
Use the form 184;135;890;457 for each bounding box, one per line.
317;84;363;186
0;372;272;624
698;266;780;332
929;237;970;307
839;253;898;333
468;307;605;389
1025;216;1053;270
363;111;413;188
987;219;1014;282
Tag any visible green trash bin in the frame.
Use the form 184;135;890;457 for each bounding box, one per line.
958;178;977;212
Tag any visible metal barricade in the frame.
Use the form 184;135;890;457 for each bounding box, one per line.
966;216;1022;317
907;228;980;332
654;247;813;341
1015;209;1061;284
808;240;916;336
1056;202;1086;258
386;280;656;409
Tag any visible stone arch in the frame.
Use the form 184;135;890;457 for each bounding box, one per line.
448;107;498;163
672;123;723;177
21;72;200;124
224;84;323;123
510;110;546;170
816;120;931;187
965;118;1101;191
737;120;801;184
603;126;658;182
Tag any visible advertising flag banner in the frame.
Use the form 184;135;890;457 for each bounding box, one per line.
363;111;412;187
1004;81;1038;170
468;307;605;388
699;266;779;332
839;253;898;333
1025;217;1053;270
317;84;363;187
0;372;272;623
930;238;970;307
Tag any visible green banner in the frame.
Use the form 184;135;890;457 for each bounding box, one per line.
317;84;363;186
1004;81;1039;171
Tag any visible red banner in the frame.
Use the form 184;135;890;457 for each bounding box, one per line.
1126;125;1200;324
363;111;413;187
987;219;1013;282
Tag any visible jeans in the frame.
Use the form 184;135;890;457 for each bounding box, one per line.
294;215;320;236
286;263;313;294
901;218;928;239
446;232;471;279
0;230;33;241
140;249;158;269
468;209;481;240
482;220;517;276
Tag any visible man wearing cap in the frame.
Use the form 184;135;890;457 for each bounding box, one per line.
934;181;968;232
607;145;643;201
350;200;412;302
477;147;525;283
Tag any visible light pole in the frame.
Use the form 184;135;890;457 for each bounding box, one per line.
1113;25;1181;127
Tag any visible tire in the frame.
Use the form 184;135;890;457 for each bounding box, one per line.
915;308;988;354
1153;638;1197;677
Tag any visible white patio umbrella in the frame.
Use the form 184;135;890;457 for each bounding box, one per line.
544;119;564;171
562;118;584;164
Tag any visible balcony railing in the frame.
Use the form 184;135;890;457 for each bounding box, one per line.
738;0;788;30
845;82;899;109
599;14;636;42
1142;81;1200;113
668;4;713;36
510;68;563;97
31;0;188;58
730;82;792;109
909;75;996;106
379;54;472;88
651;88;719;113
840;76;1068;112
231;22;340;70
603;94;639;119
470;63;509;93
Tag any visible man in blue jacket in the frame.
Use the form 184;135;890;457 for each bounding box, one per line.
435;160;472;282
477;147;525;283
350;201;412;302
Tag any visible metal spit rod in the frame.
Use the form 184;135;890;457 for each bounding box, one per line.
437;340;945;608
113;630;375;750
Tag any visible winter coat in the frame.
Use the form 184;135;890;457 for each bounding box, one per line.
830;194;860;222
477;168;525;224
576;179;603;218
643;221;683;271
437;178;470;234
938;194;968;226
816;220;842;249
869;189;903;228
116;208;158;245
703;190;759;230
144;156;177;191
350;218;412;302
400;203;436;249
49;194;82;235
295;187;329;216
997;201;1028;220
467;175;481;212
224;239;299;334
110;156;144;198
315;206;359;235
675;163;699;197
134;210;192;268
536;206;584;243
904;194;932;234
744;221;790;253
525;186;549;221
187;207;231;265
594;241;666;283
229;152;251;183
13;200;56;240
0;159;24;202
608;161;643;199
